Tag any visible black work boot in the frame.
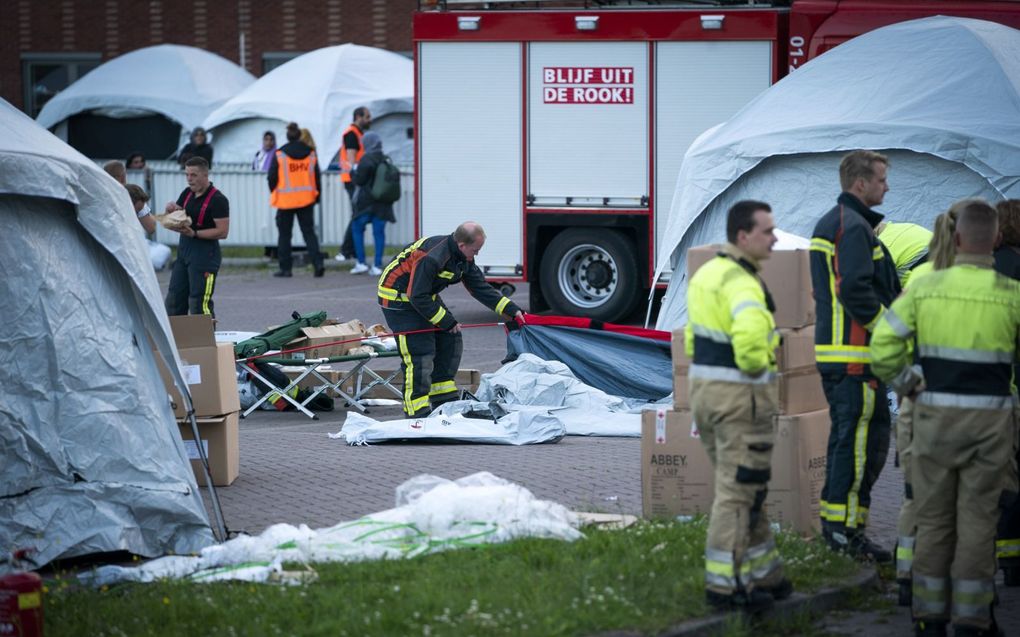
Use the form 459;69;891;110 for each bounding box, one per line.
273;270;292;278
761;578;794;601
705;588;774;614
913;619;948;636
897;579;912;606
829;528;892;563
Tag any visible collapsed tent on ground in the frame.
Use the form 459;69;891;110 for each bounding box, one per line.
0;98;215;571
35;45;255;160
654;16;1020;329
203;44;414;166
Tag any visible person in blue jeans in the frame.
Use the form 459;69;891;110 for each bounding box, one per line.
350;131;395;275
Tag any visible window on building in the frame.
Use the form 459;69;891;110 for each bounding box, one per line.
22;54;102;118
262;52;305;74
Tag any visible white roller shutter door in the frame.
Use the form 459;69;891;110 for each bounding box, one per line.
418;42;522;274
528;42;648;206
654;41;772;266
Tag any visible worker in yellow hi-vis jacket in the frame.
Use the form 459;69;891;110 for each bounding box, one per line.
871;199;1020;637
685;200;793;614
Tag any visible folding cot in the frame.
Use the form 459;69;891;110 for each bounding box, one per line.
238;350;402;420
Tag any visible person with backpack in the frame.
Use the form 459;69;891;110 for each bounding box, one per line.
349;131;398;275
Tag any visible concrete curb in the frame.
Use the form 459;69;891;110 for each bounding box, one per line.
661;568;880;637
591;568;880;637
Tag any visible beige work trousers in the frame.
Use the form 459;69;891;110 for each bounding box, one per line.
911;403;1013;629
691;377;785;595
895;397;916;582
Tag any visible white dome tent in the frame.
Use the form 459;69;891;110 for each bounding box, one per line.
35;44;255;160
653;16;1020;330
0;98;220;570
203;44;414;166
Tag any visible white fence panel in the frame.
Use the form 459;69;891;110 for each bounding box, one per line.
147;161;416;250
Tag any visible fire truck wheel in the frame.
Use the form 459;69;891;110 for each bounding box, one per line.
540;228;639;322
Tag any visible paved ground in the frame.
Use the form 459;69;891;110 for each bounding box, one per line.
160;265;1018;635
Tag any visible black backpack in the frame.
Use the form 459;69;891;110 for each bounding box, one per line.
370;155;402;204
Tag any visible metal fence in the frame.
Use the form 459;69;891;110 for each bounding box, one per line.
134;161;416;249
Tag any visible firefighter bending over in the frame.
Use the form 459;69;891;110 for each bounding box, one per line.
685;200;793;613
870;199;1020;637
377;222;523;417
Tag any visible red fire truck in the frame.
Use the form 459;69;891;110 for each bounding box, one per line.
413;0;1020;322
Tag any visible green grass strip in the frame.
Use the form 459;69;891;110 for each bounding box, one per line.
46;520;860;637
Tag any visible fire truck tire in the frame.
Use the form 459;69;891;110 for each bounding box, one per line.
540;228;639;322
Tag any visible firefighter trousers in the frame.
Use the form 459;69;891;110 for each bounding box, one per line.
995;405;1020;573
690;377;785;596
382;307;463;417
276;205;322;272
896;397;916;582
165;236;221;317
819;373;891;533
911;403;1013;630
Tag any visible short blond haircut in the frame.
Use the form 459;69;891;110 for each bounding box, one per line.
839;150;888;191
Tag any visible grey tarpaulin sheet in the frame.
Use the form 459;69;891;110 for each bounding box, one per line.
334;400;566;445
475;354;670;437
505;318;672;401
0;101;214;572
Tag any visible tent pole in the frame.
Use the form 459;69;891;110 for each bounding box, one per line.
186;411;228;542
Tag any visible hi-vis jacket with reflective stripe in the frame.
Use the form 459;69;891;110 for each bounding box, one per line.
810;193;901;377
878;222;933;287
377;234;522;330
871;254;1020;410
684;244;780;382
269;149;319;209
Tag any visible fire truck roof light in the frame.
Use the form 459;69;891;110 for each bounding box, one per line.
700;14;725;30
575;16;599;31
457;16;481;31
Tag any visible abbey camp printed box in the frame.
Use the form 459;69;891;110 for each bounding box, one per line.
641;408;829;535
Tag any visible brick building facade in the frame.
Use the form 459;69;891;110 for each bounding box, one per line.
2;0;416;116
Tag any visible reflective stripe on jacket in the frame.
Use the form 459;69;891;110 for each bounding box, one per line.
870;254;1020;408
339;125;364;184
810;193;901;376
377;234;521;330
878;222;933;287
684;244;780;382
270;150;318;209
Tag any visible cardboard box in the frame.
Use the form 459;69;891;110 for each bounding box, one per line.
686;245;815;328
285;320;366;360
641;408;830;535
158;315;241;418
767;410;829;535
671;327;823;413
641;409;716;518
177;412;239;486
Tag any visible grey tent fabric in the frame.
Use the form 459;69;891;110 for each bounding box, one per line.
653;16;1020;329
505;321;672;401
0;99;214;571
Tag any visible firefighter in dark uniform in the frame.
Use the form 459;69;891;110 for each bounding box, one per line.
377;222;523;417
164;156;230;317
810;150;901;562
993;199;1020;588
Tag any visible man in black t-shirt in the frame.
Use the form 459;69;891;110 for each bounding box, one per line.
164;156;230;318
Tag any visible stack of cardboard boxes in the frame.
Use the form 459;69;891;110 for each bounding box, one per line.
157;316;241;486
642;246;830;535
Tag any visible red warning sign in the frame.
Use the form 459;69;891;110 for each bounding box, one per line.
543;66;635;104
